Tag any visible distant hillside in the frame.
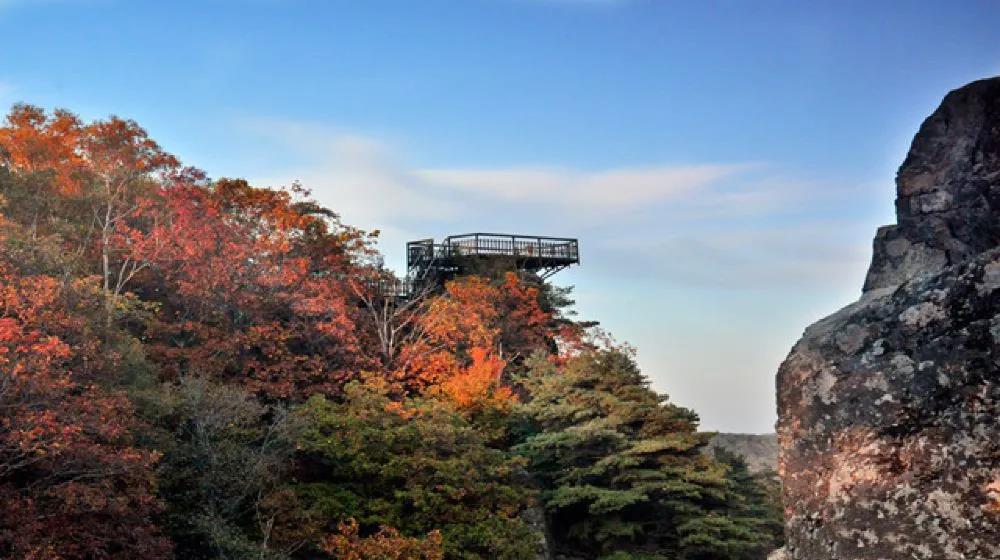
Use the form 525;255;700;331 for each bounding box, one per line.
707;433;779;473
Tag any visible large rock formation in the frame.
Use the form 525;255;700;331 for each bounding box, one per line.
777;77;1000;560
865;78;1000;291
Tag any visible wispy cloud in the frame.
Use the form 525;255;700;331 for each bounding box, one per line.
418;164;748;211
242;117;755;219
239;116;878;291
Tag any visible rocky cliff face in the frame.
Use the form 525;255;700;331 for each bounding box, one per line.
777;77;1000;560
865;78;1000;292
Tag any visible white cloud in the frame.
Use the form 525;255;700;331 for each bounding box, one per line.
244;119;461;227
238;116;880;291
418;164;747;211
243;117;743;221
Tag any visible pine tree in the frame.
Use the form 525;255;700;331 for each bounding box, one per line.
516;348;770;559
289;379;541;560
680;448;783;560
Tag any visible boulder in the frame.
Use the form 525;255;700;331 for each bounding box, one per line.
777;77;1000;559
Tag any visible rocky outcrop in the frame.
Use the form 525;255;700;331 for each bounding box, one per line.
707;433;779;473
864;78;1000;291
777;77;1000;560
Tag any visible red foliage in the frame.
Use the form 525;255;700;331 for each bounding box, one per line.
134;179;370;399
437;347;514;412
0;268;170;559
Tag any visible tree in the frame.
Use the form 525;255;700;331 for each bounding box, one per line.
147;376;298;560
0;104;84;193
0;105;84;233
288;380;540;560
78;115;178;313
395;273;556;392
436;346;513;413
1;105;181;325
0;264;170;559
516;348;767;560
136;178;370;399
0;107;92;280
347;266;435;376
681;449;783;560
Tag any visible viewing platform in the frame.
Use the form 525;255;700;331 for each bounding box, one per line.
407;233;580;288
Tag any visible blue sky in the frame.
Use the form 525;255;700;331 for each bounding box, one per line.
3;0;999;432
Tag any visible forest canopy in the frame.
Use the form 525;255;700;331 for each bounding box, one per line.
0;105;781;559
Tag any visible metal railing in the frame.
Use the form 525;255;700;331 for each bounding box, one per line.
407;234;579;268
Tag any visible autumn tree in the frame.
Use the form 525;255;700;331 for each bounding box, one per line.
321;519;443;560
393;273;555;394
0;107;92;281
0;263;170;559
0;104;83;192
0;105;180;324
135;178;372;399
78;115;178;313
0;105;84;238
436;346;514;413
347;266;435;375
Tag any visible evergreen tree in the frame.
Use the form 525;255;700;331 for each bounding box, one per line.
516;348;770;560
681;449;783;560
289;380;541;560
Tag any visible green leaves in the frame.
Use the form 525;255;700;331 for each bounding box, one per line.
547;485;649;514
516;348;778;559
291;382;540;560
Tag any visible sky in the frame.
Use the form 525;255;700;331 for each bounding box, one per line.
2;0;999;433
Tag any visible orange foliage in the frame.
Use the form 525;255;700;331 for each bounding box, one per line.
438;347;515;412
320;518;443;560
0;104;84;195
397;273;555;395
78;115;179;179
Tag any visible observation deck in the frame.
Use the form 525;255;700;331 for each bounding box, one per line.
406;233;579;290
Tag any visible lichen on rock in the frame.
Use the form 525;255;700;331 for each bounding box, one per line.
777;77;1000;560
